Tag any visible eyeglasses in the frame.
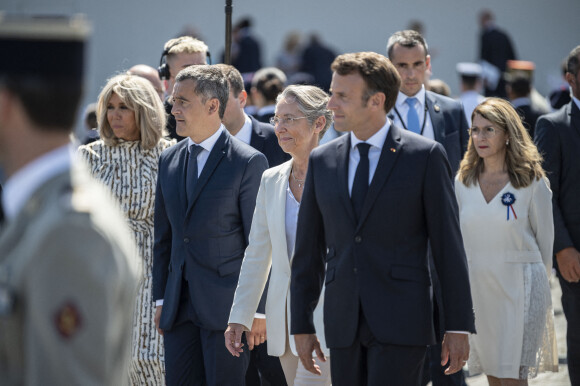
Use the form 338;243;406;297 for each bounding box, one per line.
468;126;504;138
269;116;308;126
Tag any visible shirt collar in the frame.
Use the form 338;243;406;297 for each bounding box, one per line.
187;125;225;153
234;114;253;145
511;97;531;108
572;96;580;111
349;119;390;150
257;104;276;116
3;145;72;221
396;85;426;109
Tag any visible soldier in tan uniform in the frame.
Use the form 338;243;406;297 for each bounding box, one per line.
0;15;141;385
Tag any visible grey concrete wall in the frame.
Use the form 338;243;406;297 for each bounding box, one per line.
3;0;580;130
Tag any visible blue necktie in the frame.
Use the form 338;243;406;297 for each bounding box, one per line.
405;97;421;134
351;143;371;221
186;145;203;205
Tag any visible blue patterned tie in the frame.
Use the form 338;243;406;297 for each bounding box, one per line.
351;143;371;221
186;145;203;205
405;97;421;134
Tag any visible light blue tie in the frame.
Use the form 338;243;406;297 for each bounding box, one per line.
405;97;421;134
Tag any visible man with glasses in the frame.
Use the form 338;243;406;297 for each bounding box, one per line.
386;30;470;386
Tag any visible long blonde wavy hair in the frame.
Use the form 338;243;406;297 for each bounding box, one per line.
457;97;545;188
97;74;167;150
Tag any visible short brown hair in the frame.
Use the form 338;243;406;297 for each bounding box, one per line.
214;64;245;97
331;52;400;113
175;65;229;119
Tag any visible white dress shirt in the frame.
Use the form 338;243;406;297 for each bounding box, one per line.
572;95;580;111
391;86;435;141
284;184;300;261
2;145;72;221
510;97;532;109
256;104;276;118
234;114;253;145
186;125;225;176
348;120;390;195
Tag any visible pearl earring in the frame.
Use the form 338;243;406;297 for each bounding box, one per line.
506;139;509;146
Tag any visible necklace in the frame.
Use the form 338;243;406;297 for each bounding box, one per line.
291;168;306;188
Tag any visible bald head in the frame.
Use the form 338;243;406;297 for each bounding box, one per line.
128;64;164;100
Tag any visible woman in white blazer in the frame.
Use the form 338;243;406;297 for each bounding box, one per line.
226;85;333;385
455;98;558;385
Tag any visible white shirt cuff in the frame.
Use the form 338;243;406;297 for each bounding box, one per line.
254;313;266;319
155;299;164;306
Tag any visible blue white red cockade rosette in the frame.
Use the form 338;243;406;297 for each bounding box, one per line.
501;192;517;220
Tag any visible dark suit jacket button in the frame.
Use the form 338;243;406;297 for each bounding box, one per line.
354;236;362;243
183;238;190;243
353;268;358;273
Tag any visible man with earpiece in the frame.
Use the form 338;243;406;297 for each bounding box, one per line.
158;36;209;141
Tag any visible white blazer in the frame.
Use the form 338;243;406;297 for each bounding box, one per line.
229;160;328;357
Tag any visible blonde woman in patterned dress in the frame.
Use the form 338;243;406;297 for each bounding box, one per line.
455;98;558;385
78;74;175;385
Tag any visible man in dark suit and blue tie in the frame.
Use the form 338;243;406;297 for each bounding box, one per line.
290;51;475;386
387;30;470;386
535;45;580;386
153;65;268;385
386;30;468;174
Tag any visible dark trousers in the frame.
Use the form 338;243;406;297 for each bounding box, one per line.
245;342;288;386
330;310;426;386
421;343;467;386
558;268;580;386
164;283;250;386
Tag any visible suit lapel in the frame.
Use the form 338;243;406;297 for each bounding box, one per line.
177;143;189;213
336;136;357;225
356;124;402;229
426;92;445;143
274;162;292;268
186;131;227;216
569;101;580;136
249;118;266;153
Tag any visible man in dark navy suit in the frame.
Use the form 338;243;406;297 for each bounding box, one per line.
153;65;268;385
535;45;580;386
290;51;475;386
386;30;468;174
386;30;470;386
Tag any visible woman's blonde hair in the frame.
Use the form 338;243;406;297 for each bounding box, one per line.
457;97;545;188
97;74;167;149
